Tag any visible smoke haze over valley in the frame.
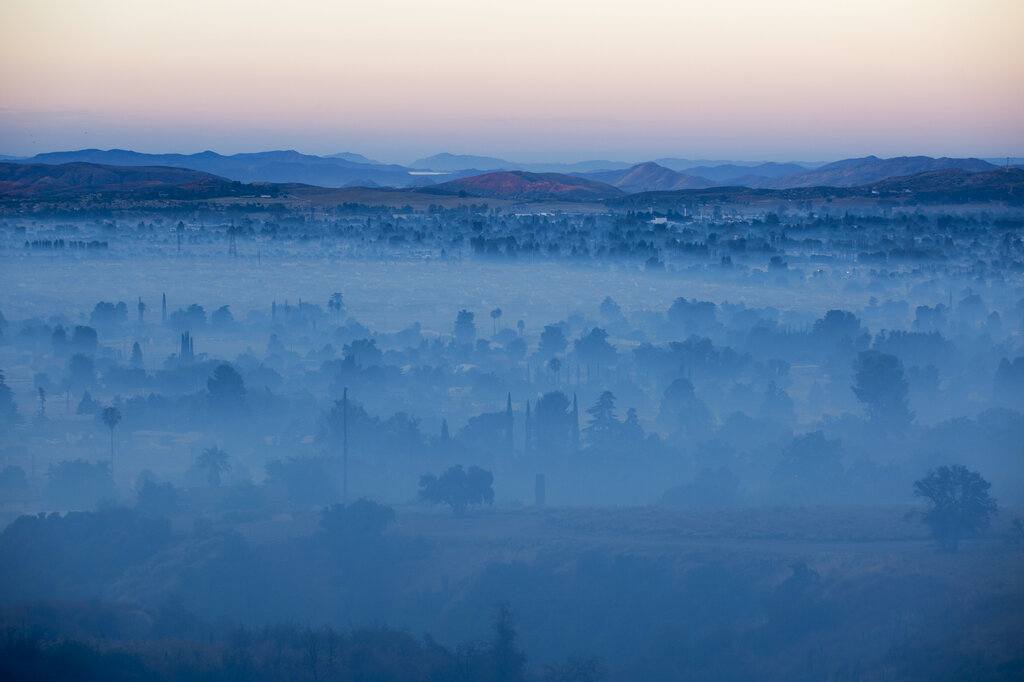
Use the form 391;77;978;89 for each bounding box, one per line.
1;1;1023;680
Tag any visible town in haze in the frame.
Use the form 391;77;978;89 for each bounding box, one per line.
1;1;1023;681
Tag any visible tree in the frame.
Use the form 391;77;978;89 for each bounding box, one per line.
0;371;19;425
328;292;345;318
419;465;494;514
573;327;617;371
196;446;230;487
490;603;526;682
136;479;178;517
77;390;100;415
583;390;620;446
210;305;235;329
600;296;621;319
454;310;476;346
913;465;998;550
101;406;122;473
319;498;395;544
129;342;143;369
207;363;246;412
547;357;562;380
490;307;502;334
533;391;575;456
852;351;913;429
67;353;96;390
538;324;567;358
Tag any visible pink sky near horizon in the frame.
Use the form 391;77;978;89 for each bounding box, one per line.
0;0;1021;162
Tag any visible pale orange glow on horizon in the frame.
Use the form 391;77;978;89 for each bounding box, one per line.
1;0;1021;160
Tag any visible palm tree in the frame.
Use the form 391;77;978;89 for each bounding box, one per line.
101;406;121;473
197;446;231;487
490;307;502;335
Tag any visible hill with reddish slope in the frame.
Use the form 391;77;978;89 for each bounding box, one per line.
420;170;625;201
0;162;270;199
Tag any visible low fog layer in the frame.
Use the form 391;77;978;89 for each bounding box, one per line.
1;202;1022;680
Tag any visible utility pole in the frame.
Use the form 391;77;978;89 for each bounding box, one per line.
342;387;348;504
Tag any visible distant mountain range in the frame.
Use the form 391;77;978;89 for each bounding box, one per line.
1;149;1015;194
409;153;634;174
0;161;264;199
11;149;419;189
2;161;1020;205
755;155;997;189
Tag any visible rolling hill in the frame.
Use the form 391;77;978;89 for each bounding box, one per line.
17;149;419;188
761;155;996;188
580;162;717;192
608;167;1024;207
0;162;271;199
420;170;625;201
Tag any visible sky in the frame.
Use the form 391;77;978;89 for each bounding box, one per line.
1;0;1022;163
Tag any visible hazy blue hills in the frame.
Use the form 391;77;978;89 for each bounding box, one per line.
418;170;626;200
759;155;997;189
682;162;810;182
578;156;1003;193
410;152;634;174
1;150;1013;195
579;162;717;192
16;149;419;188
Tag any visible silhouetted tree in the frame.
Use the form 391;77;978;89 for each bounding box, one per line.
70;325;98;355
491;307;502;334
454;310;476;346
136;479;178;517
419;465;494;514
574;327;617;372
76;390;100;415
534;391;575;456
490;603;526;682
129;342;143;369
548;357;562;380
913;465;998;550
852;350;913;428
207;363;246;412
101;406;121;473
196;446;230;486
67;353;96;390
0;371;18;425
583;390;621;447
538;324;567;358
328;292;345;318
319;498;395;544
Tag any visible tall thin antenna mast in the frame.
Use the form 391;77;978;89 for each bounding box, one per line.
342;387;348;504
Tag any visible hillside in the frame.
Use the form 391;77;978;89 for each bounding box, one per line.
580;162;717;192
19;148;419;188
420;170;625;201
0;161;269;199
609;166;1024;207
763;155;996;188
864;167;1024;202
